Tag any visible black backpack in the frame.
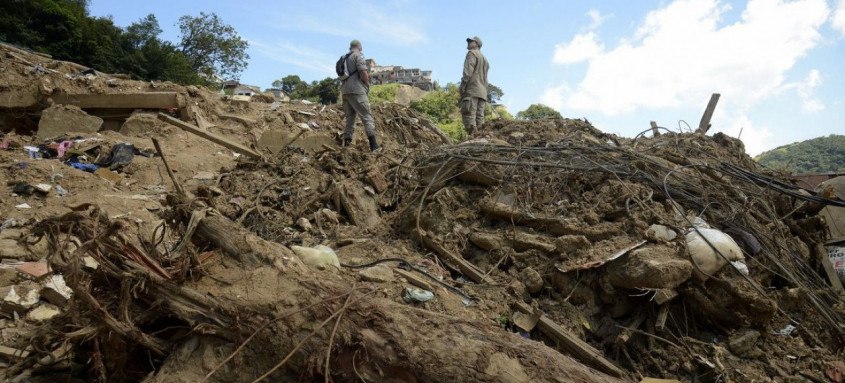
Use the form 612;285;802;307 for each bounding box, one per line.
335;53;358;81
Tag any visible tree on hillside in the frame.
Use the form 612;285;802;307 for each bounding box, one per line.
517;104;562;120
488;83;504;104
278;75;308;96
178;12;249;80
755;134;845;173
310;78;340;104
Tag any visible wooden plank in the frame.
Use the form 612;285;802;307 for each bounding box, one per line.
655;306;668;332
54;92;181;109
650;121;660;137
616;310;647;345
817;244;845;296
413;229;489;283
394;268;433;291
0;345;29;359
157;113;263;160
514;302;624;378
696;93;720;134
653;289;678;305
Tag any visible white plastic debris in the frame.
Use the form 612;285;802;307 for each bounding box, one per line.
403;287;434;303
14;203;31;209
646;224;678;242
730;261;749;275
685;227;744;279
291;245;340;268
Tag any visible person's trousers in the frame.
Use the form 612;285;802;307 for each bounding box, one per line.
342;93;375;140
460;96;486;134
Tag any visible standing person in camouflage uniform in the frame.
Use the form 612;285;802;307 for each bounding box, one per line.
341;39;378;151
459;36;489;136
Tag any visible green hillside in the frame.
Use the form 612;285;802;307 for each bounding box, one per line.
755;134;845;173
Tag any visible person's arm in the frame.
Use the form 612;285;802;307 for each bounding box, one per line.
355;53;370;87
460;51;476;94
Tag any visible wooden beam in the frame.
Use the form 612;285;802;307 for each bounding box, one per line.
54;92;182;109
157;113;263;160
413;229;489;283
650;121;660;137
696;93;720;134
514;302;624;378
394;268;433;291
655;306;668;333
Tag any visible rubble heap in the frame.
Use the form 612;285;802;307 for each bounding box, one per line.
2;42;845;383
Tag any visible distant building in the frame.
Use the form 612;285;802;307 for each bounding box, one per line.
221;81;261;96
365;59;433;91
793;172;845;190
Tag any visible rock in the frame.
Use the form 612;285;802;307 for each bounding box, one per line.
506;279;527;298
319;209;339;225
26;304;61;322
511;232;556;253
645;224;677;242
519;267;544;295
33;184;51;193
94;168;123;183
119;112;165;136
16;261;51;281
358;265;395;283
555;235;591;254
37;104;102;138
469;232;506;251
291;245;340;269
605;246;692;290
40;275;72;307
728;329;761;356
83;256;100;270
0;269;17;287
296;218;313;232
192;171;217;180
0;283;41;315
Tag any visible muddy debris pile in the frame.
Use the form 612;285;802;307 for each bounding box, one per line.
2;41;845;382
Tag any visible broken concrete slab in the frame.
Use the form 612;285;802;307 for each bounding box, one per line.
358;265;395;283
16;261;51;280
53;92;181;109
219;113;257;126
26;303;61;322
0;282;41;315
37;104;103;138
40;275;72;307
338;180;383;231
0;269;17;287
0;85;40;108
605;246;692;290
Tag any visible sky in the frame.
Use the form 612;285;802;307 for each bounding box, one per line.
88;0;845;156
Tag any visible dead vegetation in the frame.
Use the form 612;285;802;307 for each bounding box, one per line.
2;42;845;383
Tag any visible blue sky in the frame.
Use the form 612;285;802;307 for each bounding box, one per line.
89;0;845;155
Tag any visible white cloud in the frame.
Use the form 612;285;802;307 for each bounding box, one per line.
833;0;845;36
587;9;609;30
546;0;830;117
540;84;569;110
250;40;335;75
274;3;427;45
552;32;604;64
798;69;825;112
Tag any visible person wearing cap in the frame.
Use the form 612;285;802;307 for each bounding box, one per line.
459;36;489;136
341;39;378;151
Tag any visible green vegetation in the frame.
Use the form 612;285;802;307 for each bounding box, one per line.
517;103;562;120
272;74;339;105
0;0;248;84
368;83;402;104
755;134;845;173
407;83;512;142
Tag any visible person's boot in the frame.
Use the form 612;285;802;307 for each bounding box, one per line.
342;137;352;147
367;135;379;152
